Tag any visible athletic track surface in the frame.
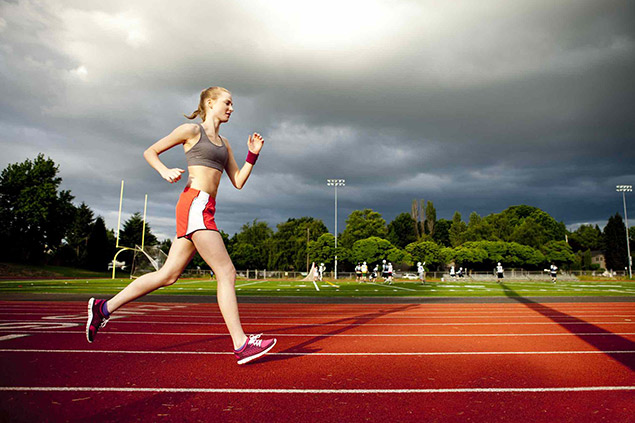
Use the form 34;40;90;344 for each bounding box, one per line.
0;298;633;422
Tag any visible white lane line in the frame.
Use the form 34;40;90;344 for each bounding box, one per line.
1;349;633;356
0;386;632;394
0;303;635;317
0;334;29;341
1;330;633;338
3;320;626;327
4;313;634;319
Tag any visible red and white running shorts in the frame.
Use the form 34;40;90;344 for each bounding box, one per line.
176;187;218;240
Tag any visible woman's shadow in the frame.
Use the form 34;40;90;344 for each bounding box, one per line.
253;303;421;364
499;282;634;371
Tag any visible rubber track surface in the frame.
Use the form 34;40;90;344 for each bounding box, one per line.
0;300;633;422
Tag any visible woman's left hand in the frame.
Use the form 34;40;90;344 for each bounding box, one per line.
248;133;264;154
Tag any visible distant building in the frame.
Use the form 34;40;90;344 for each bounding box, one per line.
590;251;606;270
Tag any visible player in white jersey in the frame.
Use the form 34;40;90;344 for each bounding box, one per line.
318;263;325;281
381;260;390;283
361;261;368;282
355;263;362;282
370;265;378;282
387;262;394;284
549;263;558;283
496;262;504;282
449;265;456;280
417;261;426;284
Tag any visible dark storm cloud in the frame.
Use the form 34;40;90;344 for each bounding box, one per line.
1;0;633;240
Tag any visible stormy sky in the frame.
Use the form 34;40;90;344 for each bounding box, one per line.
1;0;634;241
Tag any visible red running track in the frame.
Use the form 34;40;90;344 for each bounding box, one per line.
0;300;633;422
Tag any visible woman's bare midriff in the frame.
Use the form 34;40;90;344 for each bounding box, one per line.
186;166;223;197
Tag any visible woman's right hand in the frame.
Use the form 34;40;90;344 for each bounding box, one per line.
160;168;185;184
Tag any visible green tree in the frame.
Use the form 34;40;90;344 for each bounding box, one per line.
0;154;75;262
509;217;545;249
496;205;566;247
425;201;436;236
231;243;261;269
230;219;273;269
308;233;336;266
65;202;95;265
505;242;545;269
387;247;413;267
411;199;425;240
541;240;575;267
432;218;451;247
387;213;418;249
464;212;494;242
159;238;172;255
449;212;467;247
350;237;394;265
405;241;442;268
452;244;488;267
270;217;327;271
340;209;388;249
119;212;158;248
568;224;603;252
463;241;507;267
603;213;628;271
86;217;114;271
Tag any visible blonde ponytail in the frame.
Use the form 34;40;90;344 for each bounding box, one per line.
184;86;230;121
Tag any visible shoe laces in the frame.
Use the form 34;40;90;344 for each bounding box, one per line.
99;317;109;329
247;333;263;347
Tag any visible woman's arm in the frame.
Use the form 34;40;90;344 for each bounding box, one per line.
224;133;264;190
143;124;197;184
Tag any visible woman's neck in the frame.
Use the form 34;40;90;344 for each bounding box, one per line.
202;117;221;133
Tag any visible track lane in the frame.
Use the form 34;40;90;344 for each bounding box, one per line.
0;300;633;423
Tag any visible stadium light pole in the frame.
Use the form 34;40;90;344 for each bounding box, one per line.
327;179;345;279
616;185;632;278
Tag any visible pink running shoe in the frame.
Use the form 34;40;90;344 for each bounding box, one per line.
234;334;277;365
86;298;109;343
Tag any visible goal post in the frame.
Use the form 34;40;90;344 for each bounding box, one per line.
111;180;151;279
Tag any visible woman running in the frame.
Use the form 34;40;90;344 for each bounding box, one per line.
86;86;276;365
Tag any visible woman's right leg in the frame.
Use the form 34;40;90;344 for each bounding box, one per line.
106;238;196;313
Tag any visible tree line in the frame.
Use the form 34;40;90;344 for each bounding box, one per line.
1;155;632;272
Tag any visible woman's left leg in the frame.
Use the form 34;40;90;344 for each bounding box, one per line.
191;230;247;350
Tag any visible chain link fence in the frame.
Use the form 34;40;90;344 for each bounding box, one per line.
181;268;631;281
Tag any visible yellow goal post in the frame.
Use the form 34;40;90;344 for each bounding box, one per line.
111;180;150;279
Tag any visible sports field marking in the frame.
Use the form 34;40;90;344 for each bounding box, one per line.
4;310;635;320
0;334;29;342
0;386;632;394
5;319;628;327
1;330;633;338
3;303;633;310
2;348;633;356
3;312;634;319
0;322;79;330
363;282;417;292
234;280;272;288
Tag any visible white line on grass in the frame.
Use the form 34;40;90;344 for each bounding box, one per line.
0;386;632;394
234;280;272;288
364;282;416;292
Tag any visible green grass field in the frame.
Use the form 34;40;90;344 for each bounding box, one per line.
1;276;634;298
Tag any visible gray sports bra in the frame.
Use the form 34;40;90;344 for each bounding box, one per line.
185;124;229;172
